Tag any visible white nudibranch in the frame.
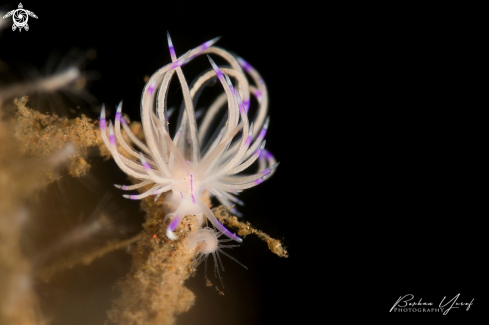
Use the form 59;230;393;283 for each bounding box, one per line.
100;33;279;243
184;227;247;287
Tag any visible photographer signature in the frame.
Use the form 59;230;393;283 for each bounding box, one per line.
390;293;474;315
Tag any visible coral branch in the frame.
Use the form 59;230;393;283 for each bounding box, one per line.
36;233;143;282
106;187;212;325
0;97;104;325
212;206;289;258
12;96;108;178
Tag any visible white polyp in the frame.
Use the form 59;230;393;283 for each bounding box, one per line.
0;66;81;103
46;143;76;166
38;67;80;92
184;227;246;286
184;227;219;254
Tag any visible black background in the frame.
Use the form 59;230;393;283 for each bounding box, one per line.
1;1;485;324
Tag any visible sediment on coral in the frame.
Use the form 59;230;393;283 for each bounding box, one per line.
12;96;108;178
0;97;105;325
105;199;288;325
0;91;129;323
213;206;289;258
104;129;287;325
106;188;211;325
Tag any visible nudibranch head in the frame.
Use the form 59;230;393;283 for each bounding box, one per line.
100;33;279;243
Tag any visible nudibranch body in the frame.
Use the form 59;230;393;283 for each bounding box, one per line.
100;33;278;242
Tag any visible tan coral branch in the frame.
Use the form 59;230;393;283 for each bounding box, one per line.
106;188;212;325
0;96;107;325
36;233;144;282
213;206;289;258
13;96;108;178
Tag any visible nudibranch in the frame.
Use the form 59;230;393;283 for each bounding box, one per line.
100;33;279;243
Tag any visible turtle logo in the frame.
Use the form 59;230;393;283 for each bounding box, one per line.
2;3;38;32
